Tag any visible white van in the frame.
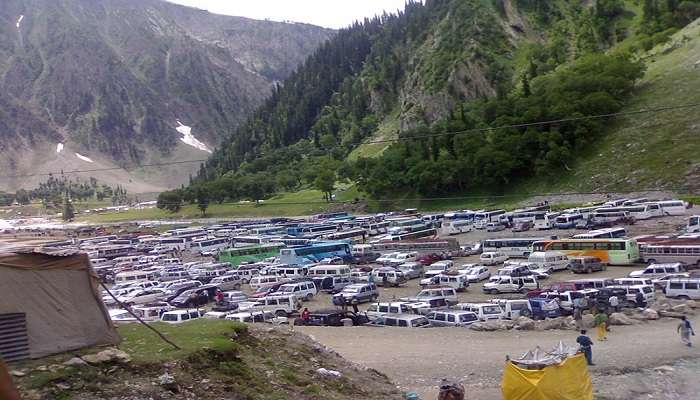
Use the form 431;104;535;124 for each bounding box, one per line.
688;215;700;233
114;270;158;285
607;285;655;304
402;287;458;305
421;273;469;291
629;263;685;279
307;265;351;277
209;275;243;291
238;295;300;317
483;276;538;294
275;281;318;301
366;302;414;321
388;252;418;266
249;275;286;290
527;251;570;273
664;278;700;299
656;200;689;216
368;314;431;328
274;265;309;279
613;277;654;286
160;309;204;324
480;252;508;266
371;268;407;287
456;303;504;321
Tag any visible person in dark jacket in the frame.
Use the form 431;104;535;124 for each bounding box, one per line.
576;329;595;366
635;291;647;308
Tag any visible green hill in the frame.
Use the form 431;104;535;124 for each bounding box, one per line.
173;0;700;211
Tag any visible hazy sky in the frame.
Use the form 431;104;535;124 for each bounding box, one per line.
166;0;411;28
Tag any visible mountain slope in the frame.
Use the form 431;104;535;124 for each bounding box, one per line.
191;0;700;206
524;18;700;193
0;0;332;192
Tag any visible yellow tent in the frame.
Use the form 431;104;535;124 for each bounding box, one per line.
501;353;593;400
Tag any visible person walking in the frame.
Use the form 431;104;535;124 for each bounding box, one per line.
573;306;583;330
677;316;695;347
635;291;647;309
215;289;224;305
594;310;608;341
576;330;595;366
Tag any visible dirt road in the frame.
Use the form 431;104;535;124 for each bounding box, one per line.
299;316;700;399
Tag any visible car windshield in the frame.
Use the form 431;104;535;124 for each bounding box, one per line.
483;306;502;314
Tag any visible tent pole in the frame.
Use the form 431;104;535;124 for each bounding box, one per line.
100;283;181;350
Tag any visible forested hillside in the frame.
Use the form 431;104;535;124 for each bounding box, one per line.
184;0;700;206
0;0;332;192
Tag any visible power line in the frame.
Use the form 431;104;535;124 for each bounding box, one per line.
6;102;700;179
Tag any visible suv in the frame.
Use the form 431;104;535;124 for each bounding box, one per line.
480;252;508;266
402;287;458;305
397;262;424;279
629;263;685;279
366;314;431;328
276;281;318;301
371;268;407;287
209;275;243;291
483;276;538;294
569;257;606;274
332;283;379;305
366;302;414;320
489;265;532;282
420;273;469;291
238;294;301;317
425;310;478;327
298;310;369;327
312;276;355;293
456;303;504;321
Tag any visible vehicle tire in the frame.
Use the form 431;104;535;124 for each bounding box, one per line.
586;267;592;274
678;295;690;300
305;293;314;301
275;310;287;317
234;283;241;290
521;309;532;318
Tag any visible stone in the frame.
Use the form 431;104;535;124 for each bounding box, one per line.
671;304;691;314
63;357;88;366
35;366;48;372
55;383;71;390
515;317;535;331
10;370;26;377
316;368;342;378
659;310;685;319
82;349;131;365
609;313;636;325
654;365;675;373
581;314;595;329
469;320;513;331
159;372;179;392
536;317;568;331
685;300;698;309
642;309;659;320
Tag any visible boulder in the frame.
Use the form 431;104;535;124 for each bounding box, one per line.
650;300;672;312
515;317;535;331
158;372;179;392
469;320;513;331
659;310;685;319
642;309;659;320
316;368;342;378
536;317;567;331
671;304;692;314
685;300;698;309
581;314;595;329
82;349;131;365
563;316;577;330
63;357;87;367
609;313;637;326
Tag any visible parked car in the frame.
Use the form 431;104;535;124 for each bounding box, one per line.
629;263;685;279
528;298;563;319
366;302;414;320
276;281;318;301
483;276;539;294
569;257;606;274
366;314;431;328
401;287;458;305
606;285;655;305
425;310;478;327
225;311;274;323
160;309;204;324
460;265;491;282
460;243;482;256
312;275;355;293
332;283;379;305
376;252;402;265
298;310;369;326
455;303;504;321
486;222;506;232
371;267;407;287
238;294;301;317
420;273;469;291
490;299;533;319
209;275;243;291
397;262;424;279
527;251;570;273
248;281;287;299
387;252;419;266
170;286;217;308
512;221;533;232
117;289;166;306
418;253;445;265
409;296;451;315
480;252;508;266
424;263;451;279
663;278;700;300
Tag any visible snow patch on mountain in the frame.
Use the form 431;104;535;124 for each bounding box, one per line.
16;15;24;29
75;153;93;163
56;143;64;153
176;120;212;153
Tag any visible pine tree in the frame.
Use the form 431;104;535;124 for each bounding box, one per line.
62;197;75;222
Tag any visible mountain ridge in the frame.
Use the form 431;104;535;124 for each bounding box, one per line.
0;0;333;193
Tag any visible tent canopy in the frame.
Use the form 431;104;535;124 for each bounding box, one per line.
0;249;119;359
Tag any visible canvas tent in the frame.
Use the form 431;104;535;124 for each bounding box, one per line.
501;342;593;400
0;248;119;360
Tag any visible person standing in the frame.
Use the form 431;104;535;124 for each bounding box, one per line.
609;295;619;313
300;307;310;323
594;310;608;341
573;306;583;330
215;289;224;305
576;330;595;366
677;316;695;347
635;291;647;308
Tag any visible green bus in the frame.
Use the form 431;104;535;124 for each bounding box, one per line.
218;243;285;267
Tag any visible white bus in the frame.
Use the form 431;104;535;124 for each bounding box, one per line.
641;244;700;267
157;238;187;251
554;213;584;229
474;210;506;228
323;229;368;243
596;205;657;220
364;221;390;236
655;200;689;216
535;212;561;230
247;226;284;235
571;206;602;219
573;227;627;239
191;237;231;254
511;211;548;225
481;237;551;258
232;235;275;247
441;220;473;235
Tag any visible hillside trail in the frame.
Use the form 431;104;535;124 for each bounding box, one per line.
299;315;700;399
